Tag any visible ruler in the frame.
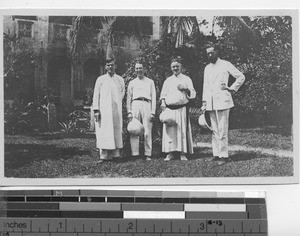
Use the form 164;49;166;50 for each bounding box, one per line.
0;189;267;236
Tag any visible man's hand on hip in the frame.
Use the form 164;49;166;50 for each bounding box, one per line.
221;85;235;95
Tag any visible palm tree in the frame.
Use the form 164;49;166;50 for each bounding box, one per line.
70;15;257;60
160;16;257;49
160;16;201;48
70;16;153;59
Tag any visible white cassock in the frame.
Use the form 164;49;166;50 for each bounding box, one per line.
160;73;196;154
126;76;156;156
92;73;125;158
203;58;245;158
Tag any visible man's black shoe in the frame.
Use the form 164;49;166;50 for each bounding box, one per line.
212;156;220;161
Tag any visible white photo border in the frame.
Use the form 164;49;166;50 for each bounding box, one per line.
0;9;298;186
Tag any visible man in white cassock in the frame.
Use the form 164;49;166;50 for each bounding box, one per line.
160;58;196;161
201;43;245;166
92;59;125;161
127;62;156;161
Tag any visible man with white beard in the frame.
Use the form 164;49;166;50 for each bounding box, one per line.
202;43;245;165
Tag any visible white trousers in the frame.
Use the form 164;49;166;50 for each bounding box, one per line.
208;109;230;158
130;100;153;156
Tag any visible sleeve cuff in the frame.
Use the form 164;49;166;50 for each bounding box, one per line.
229;86;238;92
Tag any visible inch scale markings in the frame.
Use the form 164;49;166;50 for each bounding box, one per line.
0;189;267;236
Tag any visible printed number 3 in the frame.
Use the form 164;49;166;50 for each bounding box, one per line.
199;223;205;230
128;222;133;230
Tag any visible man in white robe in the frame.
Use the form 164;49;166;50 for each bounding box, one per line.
92;59;125;161
201;44;245;165
160;58;196;161
127;62;156;160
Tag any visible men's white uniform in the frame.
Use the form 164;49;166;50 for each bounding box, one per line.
127;77;156;156
203;58;245;158
92;73;125;159
160;73;196;154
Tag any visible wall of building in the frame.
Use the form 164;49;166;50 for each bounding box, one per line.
3;15;158;117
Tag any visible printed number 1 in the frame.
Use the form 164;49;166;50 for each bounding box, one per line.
128;222;133;230
59;222;63;229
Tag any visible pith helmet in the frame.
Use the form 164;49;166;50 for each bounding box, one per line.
198;111;212;131
127;118;145;136
159;108;176;126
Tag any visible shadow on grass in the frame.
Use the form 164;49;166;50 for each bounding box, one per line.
193;147;274;163
192;147;214;160
229;152;259;162
33;132;96;141
5;143;91;169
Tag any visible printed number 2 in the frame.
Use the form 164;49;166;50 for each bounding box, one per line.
199;223;205;230
128;222;133;230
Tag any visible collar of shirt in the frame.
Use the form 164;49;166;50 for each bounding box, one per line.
137;76;145;80
211;58;221;66
107;73;115;78
174;73;183;78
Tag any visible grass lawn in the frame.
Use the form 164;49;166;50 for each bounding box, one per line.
4;127;293;178
192;124;293;151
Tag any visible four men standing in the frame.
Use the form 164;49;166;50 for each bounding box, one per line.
93;44;245;163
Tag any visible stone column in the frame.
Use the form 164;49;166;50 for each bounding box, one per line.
152;16;160;40
36;16;49;91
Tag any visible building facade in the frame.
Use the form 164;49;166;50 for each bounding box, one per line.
3;15;160;117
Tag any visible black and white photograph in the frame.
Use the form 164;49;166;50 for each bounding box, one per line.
1;10;298;185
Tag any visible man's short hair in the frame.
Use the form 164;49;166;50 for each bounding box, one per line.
135;61;143;66
171;56;182;64
105;58;115;64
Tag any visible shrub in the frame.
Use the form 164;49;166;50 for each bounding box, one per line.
58;110;91;134
4;96;48;134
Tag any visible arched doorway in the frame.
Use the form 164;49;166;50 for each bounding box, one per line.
47;56;71;118
83;58;103;90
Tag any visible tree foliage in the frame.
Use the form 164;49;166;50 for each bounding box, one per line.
70;16;153;59
3;32;36;101
218;16;292;127
123;16;293;129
